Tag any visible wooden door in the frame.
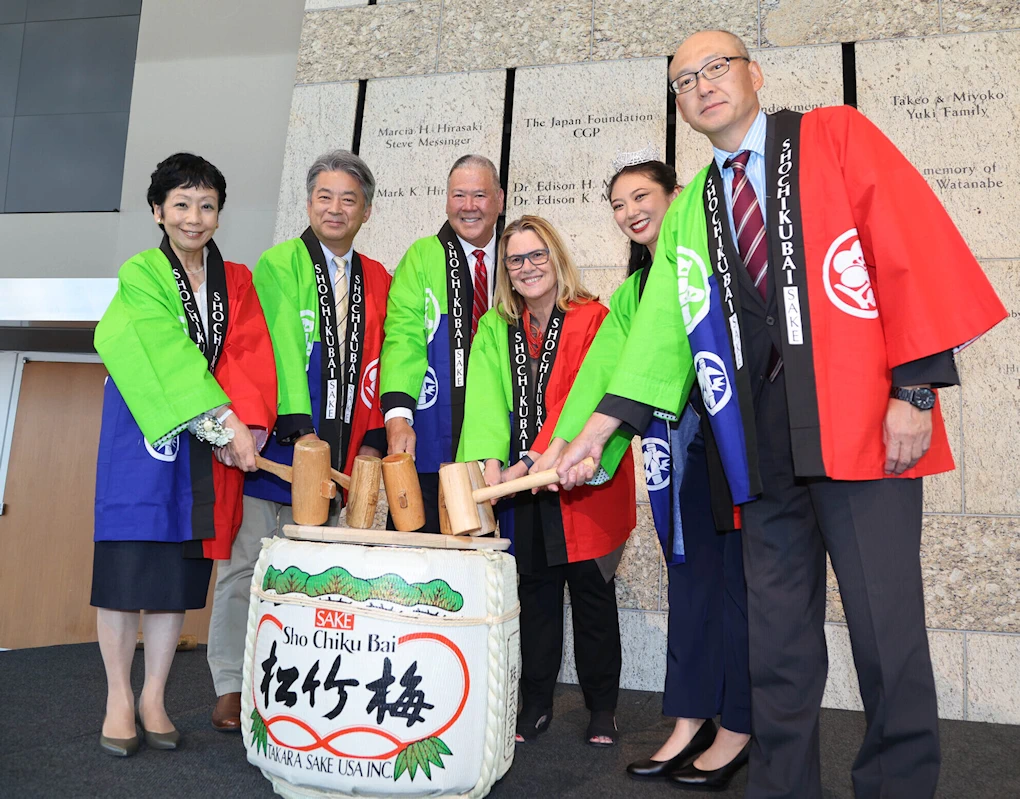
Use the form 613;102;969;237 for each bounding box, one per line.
0;360;215;648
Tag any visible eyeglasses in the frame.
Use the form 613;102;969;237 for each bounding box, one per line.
504;248;550;271
669;56;750;95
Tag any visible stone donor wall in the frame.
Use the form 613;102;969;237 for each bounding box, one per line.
289;0;1020;725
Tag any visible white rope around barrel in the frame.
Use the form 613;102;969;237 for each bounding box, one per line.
473;550;513;796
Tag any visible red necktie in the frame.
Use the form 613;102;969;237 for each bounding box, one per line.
724;150;768;302
471;249;487;338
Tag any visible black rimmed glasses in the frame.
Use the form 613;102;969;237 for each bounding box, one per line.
504;248;550;271
669;56;750;95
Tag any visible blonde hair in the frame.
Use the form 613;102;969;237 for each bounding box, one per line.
493;215;595;326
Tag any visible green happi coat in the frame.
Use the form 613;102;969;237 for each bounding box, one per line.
94;248;229;446
458;301;637;564
245;233;390;505
252;237;323;420
551;269;689;477
380;236;447;408
381;227;475;472
604;192;702;427
575;169;754;504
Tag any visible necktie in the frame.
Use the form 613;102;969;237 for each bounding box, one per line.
724;151;782;378
471;249;488;338
723;150;768;302
333;257;348;347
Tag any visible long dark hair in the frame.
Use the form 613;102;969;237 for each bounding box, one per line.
605;161;678;275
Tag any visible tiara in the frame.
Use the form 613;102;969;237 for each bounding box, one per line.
610;142;661;175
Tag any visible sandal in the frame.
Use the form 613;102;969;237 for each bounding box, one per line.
515;705;553;743
586;710;618;747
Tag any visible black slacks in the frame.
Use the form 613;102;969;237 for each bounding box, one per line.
517;501;621;713
664;433;751;733
741;374;940;799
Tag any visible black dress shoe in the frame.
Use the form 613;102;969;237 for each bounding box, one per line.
626;719;717;780
670;740;750;791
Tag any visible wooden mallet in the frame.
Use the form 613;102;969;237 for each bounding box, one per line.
438;461;496;536
381;453;426;532
255;439;380;528
438;457;595;535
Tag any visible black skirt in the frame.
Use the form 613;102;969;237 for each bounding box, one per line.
91;541;213;611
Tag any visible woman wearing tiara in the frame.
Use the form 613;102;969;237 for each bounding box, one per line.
539;145;751;790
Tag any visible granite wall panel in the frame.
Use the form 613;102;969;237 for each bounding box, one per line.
356;70;505;267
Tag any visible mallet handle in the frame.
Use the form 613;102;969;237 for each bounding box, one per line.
330;468;352;490
255;455;293;483
471;457;595;503
256;454;353;490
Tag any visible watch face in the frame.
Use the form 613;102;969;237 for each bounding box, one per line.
914;389;937;410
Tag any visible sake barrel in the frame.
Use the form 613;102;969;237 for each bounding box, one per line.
241;528;520;798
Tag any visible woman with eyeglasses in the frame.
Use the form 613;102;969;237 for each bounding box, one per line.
457;215;635;748
536;151;751;790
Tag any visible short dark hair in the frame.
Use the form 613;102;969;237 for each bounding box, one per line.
306;149;375;205
447;154;501;191
606;161;679;275
147;152;227;213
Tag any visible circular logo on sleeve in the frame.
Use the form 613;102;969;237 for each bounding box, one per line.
424;289;441;344
145;436;180;462
823;229;879;319
694;351;732;416
417;367;439;410
676;245;711;335
360;358;379;410
641;437;671;491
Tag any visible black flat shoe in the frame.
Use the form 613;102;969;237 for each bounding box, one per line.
515;705;552;743
585;710;618;747
626;719;717;780
99;732;140;757
670;739;750;791
138;710;181;750
143;727;181;750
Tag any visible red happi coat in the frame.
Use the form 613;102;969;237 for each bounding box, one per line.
339;253;390;480
206;262;278;558
461;300;636;564
766;106;1006;480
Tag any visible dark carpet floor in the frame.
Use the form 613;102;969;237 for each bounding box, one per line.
2;644;1018;798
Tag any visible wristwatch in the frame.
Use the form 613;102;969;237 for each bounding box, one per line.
520;453;535;469
890;387;936;411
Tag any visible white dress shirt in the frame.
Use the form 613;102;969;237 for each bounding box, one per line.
320;241;354;287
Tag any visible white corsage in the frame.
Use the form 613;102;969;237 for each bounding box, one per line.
188;411;234;447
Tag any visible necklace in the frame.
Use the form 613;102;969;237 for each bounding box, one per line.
184;264;206;275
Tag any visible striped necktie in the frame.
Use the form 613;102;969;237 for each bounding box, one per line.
333;256;348;348
724;151;782;379
723;150;768;301
471;249;488;338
